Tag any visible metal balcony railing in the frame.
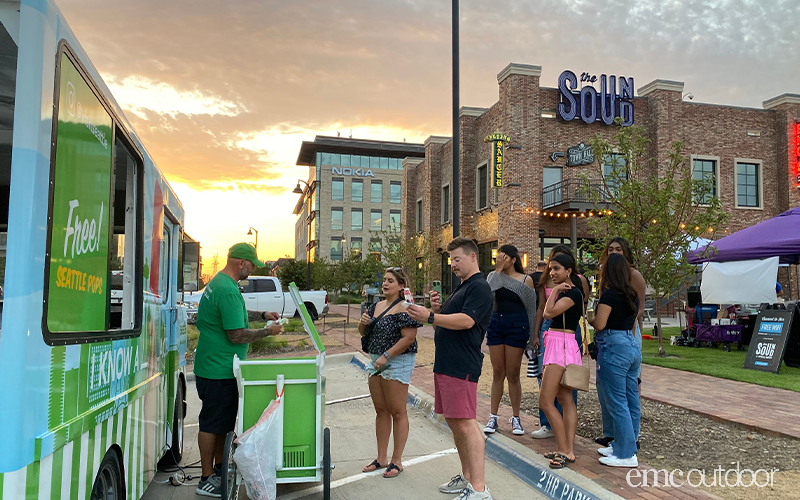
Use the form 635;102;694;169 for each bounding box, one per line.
542;178;612;210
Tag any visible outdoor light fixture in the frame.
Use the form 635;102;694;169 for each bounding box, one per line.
683;92;694;100
247;227;258;255
293;179;311;194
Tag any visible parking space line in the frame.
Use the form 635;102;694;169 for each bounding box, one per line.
278;448;458;500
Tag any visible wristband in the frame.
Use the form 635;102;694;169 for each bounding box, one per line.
261;311;267;321
383;351;391;359
428;312;435;325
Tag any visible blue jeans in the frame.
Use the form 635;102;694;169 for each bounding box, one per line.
595;329;642;459
598;323;642;438
537;319;581;428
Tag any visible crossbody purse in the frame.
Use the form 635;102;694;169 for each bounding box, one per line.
560;302;590;392
360;297;404;352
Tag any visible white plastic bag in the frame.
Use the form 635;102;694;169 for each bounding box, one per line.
233;399;280;500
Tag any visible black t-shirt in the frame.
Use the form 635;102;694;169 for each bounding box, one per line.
548;287;584;331
433;273;494;382
598;289;639;330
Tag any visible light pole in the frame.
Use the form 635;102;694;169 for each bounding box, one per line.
293;179;313;290
247;227;258;257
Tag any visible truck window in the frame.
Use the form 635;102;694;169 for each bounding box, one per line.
254;279;277;293
239;279;254;293
0;20;16;308
43;48;143;341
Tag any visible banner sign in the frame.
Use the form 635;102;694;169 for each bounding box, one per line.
557;70;634;126
485;133;510;188
47;53;113;332
744;309;796;373
566;143;595;166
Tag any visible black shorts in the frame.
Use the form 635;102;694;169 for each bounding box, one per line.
196;376;239;434
486;311;530;348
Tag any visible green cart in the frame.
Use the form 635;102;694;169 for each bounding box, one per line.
221;282;331;500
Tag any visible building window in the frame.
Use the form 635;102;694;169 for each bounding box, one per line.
371;209;382;231
351;237;362;257
692;158;718;205
602;154;627;195
543;167;563;206
389;210;401;230
331;207;343;231
478;241;498;277
736;161;761;208
330;238;343;261
371;180;383;203
369;238;382;261
477;164;488;210
540;237;571;260
351;178;363;202
351;208;363;231
332;177;344;201
416;200;423;232
441;252;452;295
390;181;402;204
442;185;450;223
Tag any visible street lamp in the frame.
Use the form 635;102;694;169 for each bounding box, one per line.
247;227;258;257
292;179;313;291
292;179;310;194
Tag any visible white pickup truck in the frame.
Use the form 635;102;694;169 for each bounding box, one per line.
183;276;328;321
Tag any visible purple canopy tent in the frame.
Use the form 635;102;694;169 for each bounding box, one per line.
687;207;800;265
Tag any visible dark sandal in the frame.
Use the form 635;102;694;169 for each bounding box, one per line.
383;463;403;478
549;454;573;469
544;451;575;462
362;459;387;473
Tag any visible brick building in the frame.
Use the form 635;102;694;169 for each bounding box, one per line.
402;63;800;294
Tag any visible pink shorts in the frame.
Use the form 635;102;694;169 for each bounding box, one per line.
434;373;478;419
542;330;583;368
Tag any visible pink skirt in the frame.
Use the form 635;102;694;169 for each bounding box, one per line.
542;330;583;367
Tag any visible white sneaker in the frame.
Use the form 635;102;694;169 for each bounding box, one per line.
597;445;614;457
453;483;493;500
599;455;638;468
531;426;554;438
483;416;499;434
440;474;469;494
510;416;524;435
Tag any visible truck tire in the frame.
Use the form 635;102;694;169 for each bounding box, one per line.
305;303;319;321
162;381;185;465
90;451;123;500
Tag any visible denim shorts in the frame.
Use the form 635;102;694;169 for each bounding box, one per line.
486;311;530;348
367;352;416;384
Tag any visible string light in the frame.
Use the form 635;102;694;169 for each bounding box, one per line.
680;223;686;229
708;227;714;233
652;219;657;224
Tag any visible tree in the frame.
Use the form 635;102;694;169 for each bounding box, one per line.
583;122;728;356
275;259;308;291
371;225;436;296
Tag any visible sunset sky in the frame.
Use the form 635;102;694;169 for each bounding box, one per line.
58;0;799;265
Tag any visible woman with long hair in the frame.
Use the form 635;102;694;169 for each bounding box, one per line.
593;237;646;448
483;245;537;436
591;253;641;467
539;253;584;469
358;267;422;478
530;245;590;439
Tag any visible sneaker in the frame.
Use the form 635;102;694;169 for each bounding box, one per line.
510;416;524;435
213;463;222;477
599;455;638;468
453;483;493;500
440;474;469;494
597;445;614;457
531;426;554;439
483;416;499;434
595;436;613;447
196;474;222;498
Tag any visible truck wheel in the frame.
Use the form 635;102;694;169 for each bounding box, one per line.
221;431;239;500
90;451;123;500
305;303;319;321
162;381;185;465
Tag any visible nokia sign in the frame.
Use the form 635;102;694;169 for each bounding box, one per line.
331;167;375;177
557;70;635;126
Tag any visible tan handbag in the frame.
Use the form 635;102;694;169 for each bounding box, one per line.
559;309;590;391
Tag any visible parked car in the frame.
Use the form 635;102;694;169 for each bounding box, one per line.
183;276;328;323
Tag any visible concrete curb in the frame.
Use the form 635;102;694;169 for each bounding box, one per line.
348;353;624;500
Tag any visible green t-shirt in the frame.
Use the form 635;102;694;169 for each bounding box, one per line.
194;272;249;379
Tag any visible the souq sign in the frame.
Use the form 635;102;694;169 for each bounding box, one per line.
485;133;510;188
557;70;635;126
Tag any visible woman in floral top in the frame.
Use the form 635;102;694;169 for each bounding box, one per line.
358;267;422;478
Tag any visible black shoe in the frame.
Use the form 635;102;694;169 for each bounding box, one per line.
595;436;614;447
637;440;640;450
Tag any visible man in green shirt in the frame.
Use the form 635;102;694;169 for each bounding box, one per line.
194;242;283;497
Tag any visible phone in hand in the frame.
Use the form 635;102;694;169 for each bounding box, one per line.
432;281;442;295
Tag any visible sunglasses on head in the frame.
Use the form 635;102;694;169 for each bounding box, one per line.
385;267;403;272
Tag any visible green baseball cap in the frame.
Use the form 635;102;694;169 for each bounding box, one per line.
228;242;265;267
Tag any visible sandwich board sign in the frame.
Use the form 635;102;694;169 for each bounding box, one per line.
743;308;798;373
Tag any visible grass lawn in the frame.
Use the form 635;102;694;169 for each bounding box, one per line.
641;326;800;392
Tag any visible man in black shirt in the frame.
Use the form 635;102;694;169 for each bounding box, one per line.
408;237;494;499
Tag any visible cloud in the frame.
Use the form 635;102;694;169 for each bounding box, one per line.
107;76;246;118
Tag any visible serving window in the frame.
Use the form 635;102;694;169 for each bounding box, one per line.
42;44;143;344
